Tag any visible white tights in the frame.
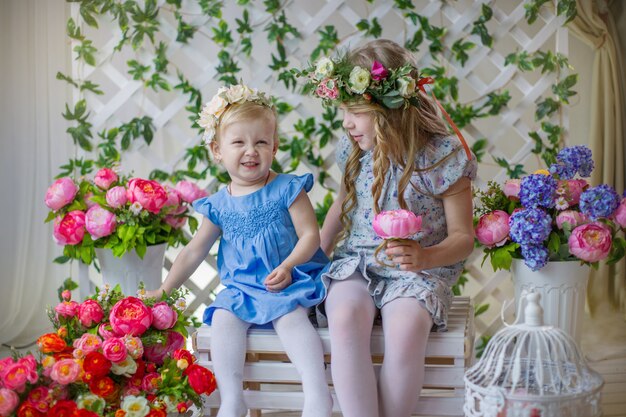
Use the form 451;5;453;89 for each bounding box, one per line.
324;273;433;417
210;307;332;417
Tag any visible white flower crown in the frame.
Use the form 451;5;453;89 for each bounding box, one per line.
197;84;274;143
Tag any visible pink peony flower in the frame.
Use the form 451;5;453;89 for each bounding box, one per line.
568;222;612;262
106;185;128;208
556;210;586;230
98;323;117;340
2;362;29;391
163;185;181;208
45;178;78;210
143;330;185;365
151;302;178;330
0;357;14;379
164;215;187;229
78;299;105;327
614;198;626;228
50;359;81;385
61;290;72;301
94;168;118;190
53;210;86;245
475;210;511;247
123;335;144;359
109;296;152;336
72;333;102;356
126;178;168;214
174;180;208;203
370;61;389;81
102;337;128;363
84;191;97;209
141;372;161;393
0;388;19;415
55;301;80;318
503;179;521;199
563;179;588;206
85;205;117;239
373;209;422;239
26;386;50;413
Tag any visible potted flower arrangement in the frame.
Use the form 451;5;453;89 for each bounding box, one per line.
44;167;208;265
0;281;215;417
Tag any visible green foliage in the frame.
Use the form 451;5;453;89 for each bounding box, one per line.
471;4;493;47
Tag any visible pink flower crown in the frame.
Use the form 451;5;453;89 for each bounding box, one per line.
197;84;274;143
294;55;425;109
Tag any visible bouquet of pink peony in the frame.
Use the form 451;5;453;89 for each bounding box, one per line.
0;281;215;417
44;168;208;264
474;145;626;271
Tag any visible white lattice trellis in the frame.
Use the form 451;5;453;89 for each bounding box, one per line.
69;0;568;339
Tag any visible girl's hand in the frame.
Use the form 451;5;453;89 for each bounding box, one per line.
264;266;293;292
144;288;165;300
385;239;427;271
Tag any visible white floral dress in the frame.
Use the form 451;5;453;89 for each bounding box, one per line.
321;134;477;331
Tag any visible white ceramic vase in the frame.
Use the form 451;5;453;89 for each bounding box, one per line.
511;258;589;344
95;243;166;296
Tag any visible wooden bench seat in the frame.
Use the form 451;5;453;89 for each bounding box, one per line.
192;296;474;416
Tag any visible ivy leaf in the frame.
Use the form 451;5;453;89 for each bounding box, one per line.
74;40;98;66
405;29;423;52
310;25;339;62
451;39;476;66
524;0;550;25
356;17;382;38
199;0;223;18
535;97;560;120
471;138;488;162
552;74;578;104
211;20;233;47
557;0;577;24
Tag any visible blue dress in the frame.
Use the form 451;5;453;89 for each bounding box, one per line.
193;173;328;325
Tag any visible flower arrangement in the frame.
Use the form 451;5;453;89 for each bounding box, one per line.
474;145;626;271
372;209;422;266
293;55;423;110
196;84;274;144
0;281;215;417
45;168;208;265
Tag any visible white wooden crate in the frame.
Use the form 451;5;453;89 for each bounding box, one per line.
193;297;474;416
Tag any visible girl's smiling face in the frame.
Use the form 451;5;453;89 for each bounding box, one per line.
341;106;376;151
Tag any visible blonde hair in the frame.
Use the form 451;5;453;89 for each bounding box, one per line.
338;39;456;243
213;101;279;145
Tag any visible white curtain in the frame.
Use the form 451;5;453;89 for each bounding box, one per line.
0;0;74;349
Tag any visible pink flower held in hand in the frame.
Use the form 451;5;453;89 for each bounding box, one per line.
503;179;521;199
53;210;86;245
45;178;78;210
370;61;389;81
151;302;178;330
556;210;586;230
78;299;105;328
614;198;626;228
568;222;612;262
106;186;128;208
94;168;118;190
109;296;152;336
0;388;19;415
126;178;168;214
85;205;117;240
475;210;510;247
175;180;208;203
373;209;422;239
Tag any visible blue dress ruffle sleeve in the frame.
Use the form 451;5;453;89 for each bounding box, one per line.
193;173;328;326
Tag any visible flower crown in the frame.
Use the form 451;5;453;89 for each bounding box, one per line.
294;55;424;109
197;84;274;143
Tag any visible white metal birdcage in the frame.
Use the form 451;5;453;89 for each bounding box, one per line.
464;292;603;417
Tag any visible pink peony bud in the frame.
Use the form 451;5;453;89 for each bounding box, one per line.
556;210;586;230
127;178;168;214
98;323;117;340
0;388;19;415
164;215;187;229
151;302;178;330
174;180;208;203
109;296;152;336
53;210;86;245
55;301;80;318
85;205;117;239
106;186;128;209
94;168;118;190
163;185;181;208
372;209;422;239
475;210;510;247
78;299;105;328
614;198;626;228
61;290;72;301
102;337;127;363
45;178;78;210
503;179;521;199
563;179;588;206
568;222;612;262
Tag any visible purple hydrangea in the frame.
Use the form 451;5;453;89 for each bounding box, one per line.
549;146;594;179
579;184;621;220
509;208;552;246
521;244;549;271
519;174;558;209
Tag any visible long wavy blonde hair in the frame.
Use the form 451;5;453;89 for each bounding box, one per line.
338;39;456;243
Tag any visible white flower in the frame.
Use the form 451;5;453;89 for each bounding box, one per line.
161;395;179;413
397;76;417;97
111;356;137;377
121;395;150;417
130;201;143;215
348;66;371;94
203;94;229;119
314;57;334;79
202;124;217;144
225;84;253;103
77;393;105;413
555;196;569;210
175;297;187;311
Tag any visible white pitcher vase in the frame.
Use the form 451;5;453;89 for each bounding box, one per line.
511;258;589;344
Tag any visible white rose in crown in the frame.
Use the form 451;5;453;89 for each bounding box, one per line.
314;57;334;79
203;94;228;119
397;76;416;98
225;84;251;103
202;124;216;143
348;66;371;94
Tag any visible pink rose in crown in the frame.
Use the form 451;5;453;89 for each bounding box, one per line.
94;168;118;190
175;180;208;203
78;299;105;327
503;179;521;199
315;78;339;100
556;210;586;230
53;210;86;245
106;185;128;209
85;205;117;239
151;302;178;330
370;61;389;81
109;296;152;336
0;388;19;415
126;178;168;214
373;209;422;239
475;210;510;247
143;330;185;365
568;222;612;262
614;198;626;228
45;178;78;211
